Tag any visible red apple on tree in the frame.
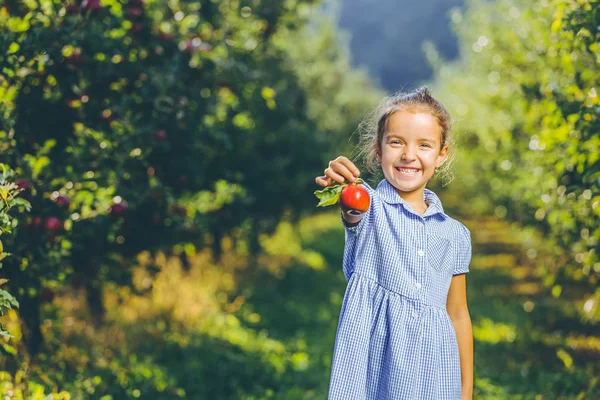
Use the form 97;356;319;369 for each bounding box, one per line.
82;0;102;12
55;194;72;208
157;32;175;42
110;200;128;216
154;130;167;141
131;23;144;33
128;7;143;18
45;216;64;232
14;178;31;191
66;3;81;14
67;50;83;65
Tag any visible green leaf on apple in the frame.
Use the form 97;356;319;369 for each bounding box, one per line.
314;178;364;207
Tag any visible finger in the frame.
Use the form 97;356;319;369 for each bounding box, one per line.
325;168;347;184
336;157;361;178
328;163;356;183
315;176;332;187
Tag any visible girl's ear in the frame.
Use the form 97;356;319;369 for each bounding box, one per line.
435;145;449;168
373;140;381;162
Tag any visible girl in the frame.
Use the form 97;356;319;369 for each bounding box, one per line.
315;87;473;399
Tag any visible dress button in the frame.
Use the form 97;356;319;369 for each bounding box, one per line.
417;250;425;257
415;283;422;289
412;311;418;318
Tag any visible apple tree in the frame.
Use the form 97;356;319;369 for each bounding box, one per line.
0;0;381;356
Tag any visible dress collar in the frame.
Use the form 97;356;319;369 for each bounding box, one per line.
375;179;447;219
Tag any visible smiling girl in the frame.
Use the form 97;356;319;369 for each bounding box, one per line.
315;87;473;399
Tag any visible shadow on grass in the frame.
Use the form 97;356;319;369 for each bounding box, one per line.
230;225;349;397
467;222;600;399
45;215;593;400
233;217;599;399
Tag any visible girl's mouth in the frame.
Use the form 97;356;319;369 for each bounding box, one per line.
395;167;420;175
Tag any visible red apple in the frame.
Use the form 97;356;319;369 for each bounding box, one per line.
340;184;370;214
110;200;128;216
66;4;81;14
128;7;143;18
131;23;144;33
55;194;72;208
154;130;167;141
67;50;83;65
82;0;102;11
14;179;31;191
158;32;175;42
45;216;64;232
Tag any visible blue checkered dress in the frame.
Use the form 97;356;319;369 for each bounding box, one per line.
328;179;472;400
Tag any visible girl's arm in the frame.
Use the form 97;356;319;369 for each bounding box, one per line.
315;156;363;224
446;274;473;400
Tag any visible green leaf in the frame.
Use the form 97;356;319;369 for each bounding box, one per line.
7;42;20;54
8;197;31;211
314;184;343;207
0;335;16;349
32;156;50;178
0;288;18;308
7;18;30;33
0;279;7;286
314;179;365;207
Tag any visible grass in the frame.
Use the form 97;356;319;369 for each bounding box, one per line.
1;211;598;399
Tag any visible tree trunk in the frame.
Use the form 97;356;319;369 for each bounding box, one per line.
86;281;105;326
20;294;43;357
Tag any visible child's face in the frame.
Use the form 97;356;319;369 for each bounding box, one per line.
376;110;448;201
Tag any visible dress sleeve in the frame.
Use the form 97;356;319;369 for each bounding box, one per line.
340;181;374;236
453;223;472;275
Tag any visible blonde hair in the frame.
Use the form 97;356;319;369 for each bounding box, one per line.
354;86;455;185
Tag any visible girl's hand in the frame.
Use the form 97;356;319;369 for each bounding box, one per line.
315;156;361;187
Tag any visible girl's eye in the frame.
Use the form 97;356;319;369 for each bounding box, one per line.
391;140;401;145
420;143;432;148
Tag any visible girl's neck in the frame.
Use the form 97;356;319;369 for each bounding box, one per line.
396;189;428;216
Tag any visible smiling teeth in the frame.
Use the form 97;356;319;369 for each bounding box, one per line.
397;168;418;173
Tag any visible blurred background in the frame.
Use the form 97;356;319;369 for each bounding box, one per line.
0;0;598;398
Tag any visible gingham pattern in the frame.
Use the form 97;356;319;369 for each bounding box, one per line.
328;179;472;400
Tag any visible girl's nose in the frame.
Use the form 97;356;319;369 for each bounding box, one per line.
401;146;416;161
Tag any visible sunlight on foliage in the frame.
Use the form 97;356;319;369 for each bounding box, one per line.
473;318;517;344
